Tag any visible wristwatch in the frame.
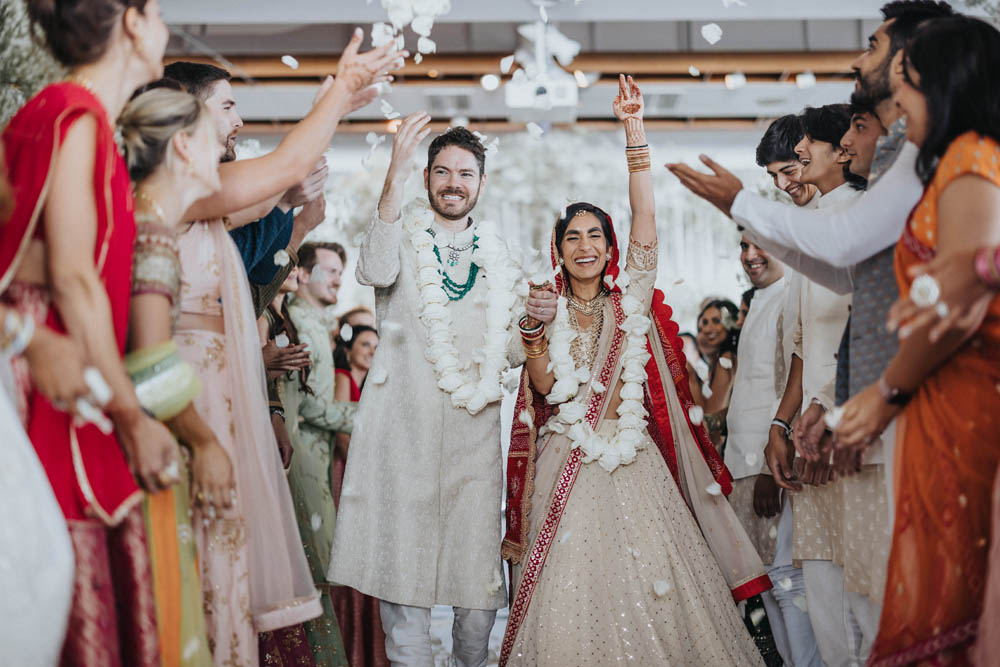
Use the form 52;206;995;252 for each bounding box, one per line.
877;374;912;407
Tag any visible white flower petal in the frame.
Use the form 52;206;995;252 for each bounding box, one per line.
417;36;437;54
705;481;722;496
281;55;299;70
526;122;544;139
371;22;396;48
719;356;733;370
310;513;322;531
768;526;779;539
688;405;704;426
414;53;423;64
701;23;723;45
701;382;713;399
824;406;845;430
500;55;516;74
653;580;671;597
273;249;290;267
275;333;290;349
411;14;434;36
518;409;533;427
779;577;793;591
749;608;766;627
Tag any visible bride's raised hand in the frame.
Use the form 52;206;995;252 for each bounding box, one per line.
612;74;644;122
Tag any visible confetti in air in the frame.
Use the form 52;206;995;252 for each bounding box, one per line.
417;36;437;54
281;55;299;70
500;55;516;74
380;99;401;120
749;608;766;627
824;406;845;430
340;323;354;341
705;481;722;496
701;23;724;45
688;405;704;425
414;53;423;64
688;65;701;77
526;122;545;139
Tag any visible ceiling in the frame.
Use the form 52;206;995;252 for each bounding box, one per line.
161;0;980;133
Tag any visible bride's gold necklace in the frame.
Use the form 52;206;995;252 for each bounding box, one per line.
567;288;607;316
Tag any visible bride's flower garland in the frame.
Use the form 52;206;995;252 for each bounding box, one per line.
541;271;652;473
404;199;519;415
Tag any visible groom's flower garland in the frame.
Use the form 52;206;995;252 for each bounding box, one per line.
404;200;518;415
541;271;652;473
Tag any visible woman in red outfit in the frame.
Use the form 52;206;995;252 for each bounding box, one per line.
332;323;388;667
0;1;177;664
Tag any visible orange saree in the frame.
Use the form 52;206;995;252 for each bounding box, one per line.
870;132;1000;666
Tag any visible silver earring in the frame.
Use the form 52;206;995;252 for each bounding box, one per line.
558;257;565;265
605;253;611;260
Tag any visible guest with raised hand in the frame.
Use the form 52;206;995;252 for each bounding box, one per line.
119;87;238;666
500;75;767;666
0;0;180;662
830;16;1000;665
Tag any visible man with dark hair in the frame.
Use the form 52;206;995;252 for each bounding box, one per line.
162;61;329;317
756;114;818;207
329;113;555;665
798;104;867;192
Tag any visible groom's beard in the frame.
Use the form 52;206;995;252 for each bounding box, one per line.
428;186;480;221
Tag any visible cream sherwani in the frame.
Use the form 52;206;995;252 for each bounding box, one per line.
329;200;521;613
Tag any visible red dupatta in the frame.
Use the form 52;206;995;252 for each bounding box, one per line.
502;208;731;565
0;82;140;525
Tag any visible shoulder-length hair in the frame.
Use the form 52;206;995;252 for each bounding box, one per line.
904;16;1000;184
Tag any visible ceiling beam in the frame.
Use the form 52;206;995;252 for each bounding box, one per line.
165;50;857;80
240;118;770;135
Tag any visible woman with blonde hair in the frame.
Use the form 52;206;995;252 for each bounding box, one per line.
118;86;236;666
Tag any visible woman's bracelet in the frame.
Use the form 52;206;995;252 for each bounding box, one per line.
770;418;792;439
1;310;35;356
974;245;1000;288
626;145;651;174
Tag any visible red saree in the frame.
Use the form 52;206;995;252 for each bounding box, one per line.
870;132;1000;666
1;82;157;666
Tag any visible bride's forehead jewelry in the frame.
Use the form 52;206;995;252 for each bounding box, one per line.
574;209;589;218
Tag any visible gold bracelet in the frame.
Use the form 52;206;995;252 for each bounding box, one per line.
524;341;549;359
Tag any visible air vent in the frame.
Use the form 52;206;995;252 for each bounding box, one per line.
428;94;472;113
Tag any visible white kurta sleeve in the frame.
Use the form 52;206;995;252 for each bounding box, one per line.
731;141;923;269
356;211;403;288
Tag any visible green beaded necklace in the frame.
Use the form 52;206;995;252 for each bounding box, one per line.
428;228;479;301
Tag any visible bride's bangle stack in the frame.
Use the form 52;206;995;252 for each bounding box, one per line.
519;316;548;359
626;144;651;173
974;245;1000;288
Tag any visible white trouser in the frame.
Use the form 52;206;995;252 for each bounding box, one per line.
802;563;882;666
379;600;496;667
761;495;823;667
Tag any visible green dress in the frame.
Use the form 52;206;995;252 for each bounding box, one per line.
279;298;357;666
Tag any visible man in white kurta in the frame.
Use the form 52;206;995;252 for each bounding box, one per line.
329;117;550;666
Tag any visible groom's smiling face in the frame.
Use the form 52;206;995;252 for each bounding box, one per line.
424;146;485;221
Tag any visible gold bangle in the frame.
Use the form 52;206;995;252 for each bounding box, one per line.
524;341;549;358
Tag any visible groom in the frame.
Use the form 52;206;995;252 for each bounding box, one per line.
329;113;556;666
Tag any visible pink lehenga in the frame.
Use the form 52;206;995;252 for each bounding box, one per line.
174;221;321;665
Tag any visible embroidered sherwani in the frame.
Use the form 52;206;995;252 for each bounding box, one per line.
329;200;522;610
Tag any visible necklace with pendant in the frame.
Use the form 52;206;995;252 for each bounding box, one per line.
567;289;607;316
427;227;480;301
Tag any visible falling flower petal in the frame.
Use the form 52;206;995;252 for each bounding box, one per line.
371;22;396;48
719;356;733;369
779;577;793;591
769;525;778;539
275;333;290;349
365;131;379;146
281;55;299;70
793;596;808;613
539;4;548;22
591;380;606;393
701;23;723;45
518;409;533;427
701;382;713;399
500;55;516;74
824;406;845;430
688;65;701;77
273;249;291;267
414;53;423;64
411;14;434;36
311;513;322;531
417;36;437;54
750;608;766;627
909;274;940;308
688;405;704;425
706;481;722;496
340;323;354;341
526;122;544;139
653;580;671;596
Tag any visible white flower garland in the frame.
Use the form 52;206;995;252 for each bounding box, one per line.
542;270;652;473
403;199;519;415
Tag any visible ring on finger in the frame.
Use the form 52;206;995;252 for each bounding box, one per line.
935;302;950;318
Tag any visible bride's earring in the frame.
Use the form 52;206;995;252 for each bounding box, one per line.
558;257;565;265
605;253;611;260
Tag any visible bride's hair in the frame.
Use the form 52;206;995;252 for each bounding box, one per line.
118;87;212;182
554;202;614;252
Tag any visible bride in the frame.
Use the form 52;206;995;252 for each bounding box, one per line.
500;76;769;666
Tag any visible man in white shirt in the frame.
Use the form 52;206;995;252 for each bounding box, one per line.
726;229;823;667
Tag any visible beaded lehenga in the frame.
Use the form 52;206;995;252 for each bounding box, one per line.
502;231;767;666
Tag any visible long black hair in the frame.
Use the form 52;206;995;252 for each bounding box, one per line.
903;16;1000;184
